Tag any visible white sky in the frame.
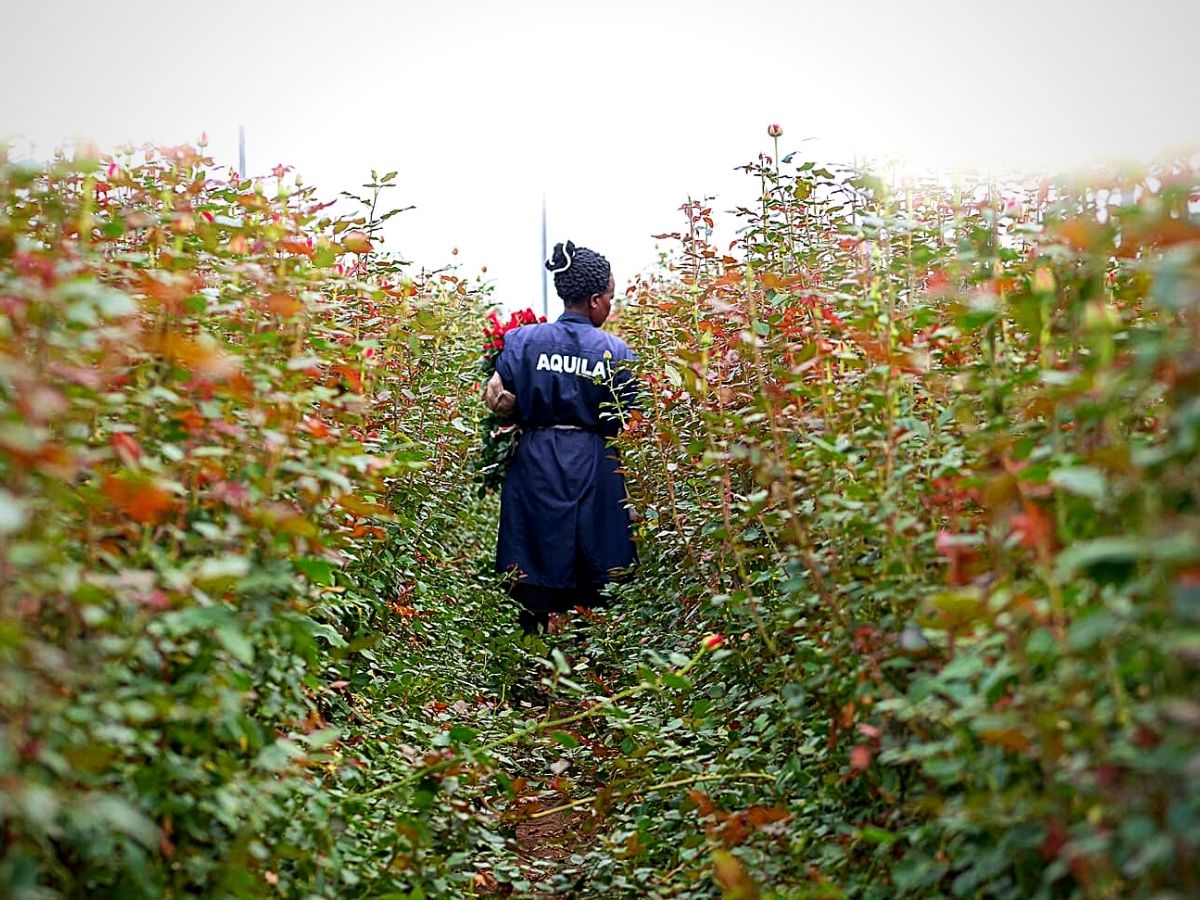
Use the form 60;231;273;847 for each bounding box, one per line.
3;0;1198;313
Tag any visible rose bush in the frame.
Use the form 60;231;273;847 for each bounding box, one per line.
3;135;1198;899
0;143;494;896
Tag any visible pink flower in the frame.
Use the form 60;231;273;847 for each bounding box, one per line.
935;529;956;557
767;123;783;138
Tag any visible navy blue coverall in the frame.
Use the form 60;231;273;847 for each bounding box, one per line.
494;311;637;611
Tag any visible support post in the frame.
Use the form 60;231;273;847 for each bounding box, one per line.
541;191;548;319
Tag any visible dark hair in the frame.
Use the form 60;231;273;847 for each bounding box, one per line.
545;240;611;306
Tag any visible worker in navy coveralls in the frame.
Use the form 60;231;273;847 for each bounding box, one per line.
484;241;637;633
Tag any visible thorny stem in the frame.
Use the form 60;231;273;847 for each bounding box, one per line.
743;281;847;632
525;771;776;821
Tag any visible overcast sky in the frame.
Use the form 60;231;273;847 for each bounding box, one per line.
3;0;1198;313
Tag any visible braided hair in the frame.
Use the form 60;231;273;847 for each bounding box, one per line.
545;240;611;306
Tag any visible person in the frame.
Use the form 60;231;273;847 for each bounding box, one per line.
484;241;638;634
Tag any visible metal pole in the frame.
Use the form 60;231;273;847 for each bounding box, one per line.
238;125;246;177
540;191;548;318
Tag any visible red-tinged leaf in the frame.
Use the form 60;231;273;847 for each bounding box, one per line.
111;433;142;466
1011;501;1056;552
266;292;304;317
300;415;331;438
48;362;105;389
979;728;1032;753
102;473;175;523
278;239;313;257
337;494;391;519
687;789;716;817
760;271;804;291
713;849;759;899
210;481;250;508
138;271;201;313
328;367;360;393
1056;219;1108;252
34;444;81;480
341;231;373;254
742;806;792;828
150;334;240;380
1041;817;1068;860
850;745;872;770
19;385;69;424
176;408;207;434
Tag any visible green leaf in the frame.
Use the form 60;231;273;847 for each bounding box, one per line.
859;826;899;845
306;620;347;648
215;623;255;665
295;557;336;585
939;654;985;681
302;728;341;750
550;731;580;750
194;555;251;588
255;739;302;772
83;796;159;849
1068;612;1120;651
0;489;29;535
448;724;477;745
1049;466;1107;501
662;672;692;691
1055;537;1141;578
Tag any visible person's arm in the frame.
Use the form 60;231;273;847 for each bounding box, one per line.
484;371;516;417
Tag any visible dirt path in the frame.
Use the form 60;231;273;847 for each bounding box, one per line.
499;698;603;897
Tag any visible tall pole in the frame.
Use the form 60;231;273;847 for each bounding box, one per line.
540;191;549;319
238;125;246;178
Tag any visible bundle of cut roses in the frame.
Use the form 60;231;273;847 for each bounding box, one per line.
472;308;544;495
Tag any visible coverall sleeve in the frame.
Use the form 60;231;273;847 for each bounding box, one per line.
494;332;519;392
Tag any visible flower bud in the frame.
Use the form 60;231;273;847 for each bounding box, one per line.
702;633;726;652
767;123;783;138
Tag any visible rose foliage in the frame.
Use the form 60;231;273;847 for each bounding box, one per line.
2;138;1200;900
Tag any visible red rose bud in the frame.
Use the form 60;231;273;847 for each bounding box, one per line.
702;633;726;652
767;123;783;138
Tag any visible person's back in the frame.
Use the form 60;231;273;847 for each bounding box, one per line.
492;241;638;633
496;313;634;434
